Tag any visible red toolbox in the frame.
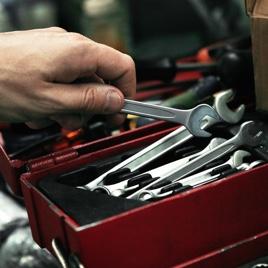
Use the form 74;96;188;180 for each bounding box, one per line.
0;119;268;268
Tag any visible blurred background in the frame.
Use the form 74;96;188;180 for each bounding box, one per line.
0;0;249;59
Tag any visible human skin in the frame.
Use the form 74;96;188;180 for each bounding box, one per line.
0;27;136;129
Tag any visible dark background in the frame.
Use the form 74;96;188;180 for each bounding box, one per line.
0;0;249;59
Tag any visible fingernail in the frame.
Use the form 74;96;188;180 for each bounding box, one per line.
105;90;123;113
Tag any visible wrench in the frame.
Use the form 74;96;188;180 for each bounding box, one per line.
139;159;264;201
122;100;218;137
92;138;226;196
200;89;245;128
213;89;245;124
128;121;264;200
84;90;244;190
84;126;196;190
237;160;265;171
137;150;251;201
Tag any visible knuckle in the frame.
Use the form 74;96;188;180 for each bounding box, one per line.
75;41;91;56
48;26;66;32
67;32;87;42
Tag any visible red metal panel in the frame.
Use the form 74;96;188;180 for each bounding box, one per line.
20;127;176;187
63;165;268;268
20;126;176;250
22;176;69;251
21;151;268;268
73;121;176;153
0;144;26;194
176;230;268;267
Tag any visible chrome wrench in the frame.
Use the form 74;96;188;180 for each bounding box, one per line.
92;138;226;196
139;159;264;201
122;100;218;137
137;150;251;201
129;121;264;199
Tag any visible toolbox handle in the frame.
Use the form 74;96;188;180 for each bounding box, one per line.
52;239;84;268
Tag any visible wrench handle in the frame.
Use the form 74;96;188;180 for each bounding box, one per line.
85;126;192;190
122;99;189;125
167;142;237;182
128;139;238;199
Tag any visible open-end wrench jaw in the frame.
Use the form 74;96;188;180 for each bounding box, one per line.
208;138;227;149
186;104;220;138
214;89;245;124
200;89;245;128
231;150;251;166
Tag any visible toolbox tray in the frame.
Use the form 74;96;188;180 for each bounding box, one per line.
1;121;268;268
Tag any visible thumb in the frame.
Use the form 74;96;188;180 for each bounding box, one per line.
47;82;125;115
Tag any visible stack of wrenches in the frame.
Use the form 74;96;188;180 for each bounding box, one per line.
93;138;226;196
137;151;264;201
83;90;265;202
84;89;245;192
128;121;264;200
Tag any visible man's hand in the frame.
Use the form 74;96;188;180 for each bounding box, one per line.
0;27;136;129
